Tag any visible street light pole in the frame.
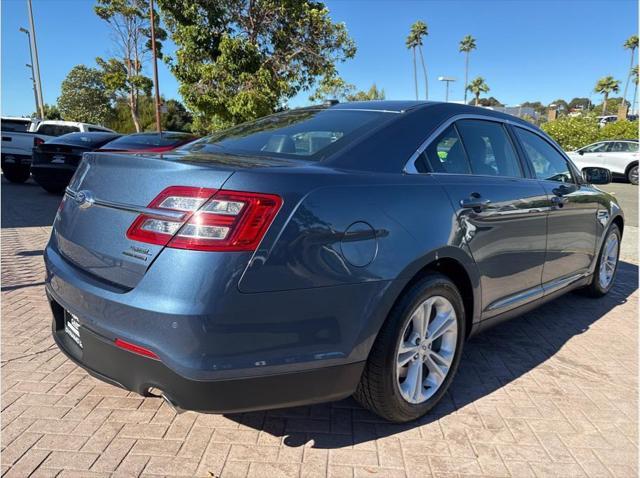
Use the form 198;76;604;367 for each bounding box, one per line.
19;27;40;116
26;0;44;119
438;76;456;102
149;0;162;134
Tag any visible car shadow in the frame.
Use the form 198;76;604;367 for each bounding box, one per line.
1;176;62;228
224;260;638;448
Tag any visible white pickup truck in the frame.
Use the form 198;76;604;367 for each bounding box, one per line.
1;117;115;183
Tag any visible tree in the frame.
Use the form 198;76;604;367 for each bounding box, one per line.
163;99;193;132
95;0;167;132
346;83;385;101
105;96;191;133
621;35;638;111
594;76;621;114
632;66;639;115
459;35;476;105
568;97;592;112
57;65;112;124
309;75;355;102
550;98;569;113
466;77;489;106
406;21;428;100
157;1;356;133
521;101;547;116
593;96;628;116
476;96;502;107
30;104;61;120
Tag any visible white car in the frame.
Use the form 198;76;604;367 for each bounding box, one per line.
1;118;114;183
567;140;639;185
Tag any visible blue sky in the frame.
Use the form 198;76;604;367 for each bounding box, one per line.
1;0;638;117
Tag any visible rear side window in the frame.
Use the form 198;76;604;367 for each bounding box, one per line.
422;125;471;174
456;120;523;177
186;109;391;161
37;124;80;136
609;141;638;152
514;127;574;183
1;119;31;132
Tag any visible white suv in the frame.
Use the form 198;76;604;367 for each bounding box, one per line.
567;140;639;185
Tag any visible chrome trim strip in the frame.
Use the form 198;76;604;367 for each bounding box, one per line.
486;285;544;312
542;272;588;295
65;188;186;221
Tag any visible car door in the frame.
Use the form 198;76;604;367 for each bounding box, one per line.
572;141;609;169
419;119;548;318
512;126;599;290
604;141;638;175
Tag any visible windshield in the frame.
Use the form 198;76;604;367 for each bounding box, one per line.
184;109;391;161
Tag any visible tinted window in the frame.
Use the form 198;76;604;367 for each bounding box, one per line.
456;120;522;177
51;132;120;148
581;142;608;153
185;109;391;160
515;127;573;183
37;124;80;136
1;119;31;132
422;125;471;174
101;132;195;150
609;141;638;152
88;126;110;133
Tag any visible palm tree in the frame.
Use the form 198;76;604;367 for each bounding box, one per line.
631;66;639;116
466;76;489;106
459;35;477;104
621;35;639;112
594;76;621;114
406;21;428;100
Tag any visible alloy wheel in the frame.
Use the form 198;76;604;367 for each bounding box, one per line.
598;232;619;289
396;296;458;404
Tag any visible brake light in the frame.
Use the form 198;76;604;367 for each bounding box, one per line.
33;137;45;147
126;186;282;252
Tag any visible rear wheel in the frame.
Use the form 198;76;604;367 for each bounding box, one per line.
584;224;621;297
627;164;638;185
354;273;465;422
2;165;30;183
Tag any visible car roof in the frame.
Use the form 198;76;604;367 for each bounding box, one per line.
329;100;438;113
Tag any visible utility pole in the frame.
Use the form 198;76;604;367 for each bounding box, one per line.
149;0;162;134
26;0;44;119
19;27;40;116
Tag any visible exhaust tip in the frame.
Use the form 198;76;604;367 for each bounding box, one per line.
146;387;185;414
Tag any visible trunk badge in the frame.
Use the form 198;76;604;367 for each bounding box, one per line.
75;190;95;209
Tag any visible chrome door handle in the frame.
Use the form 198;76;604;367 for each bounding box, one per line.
460;195;491;210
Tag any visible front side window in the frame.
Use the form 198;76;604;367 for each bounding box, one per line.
456;120;523;177
421;125;471;174
580;142;608;153
514;127;573;183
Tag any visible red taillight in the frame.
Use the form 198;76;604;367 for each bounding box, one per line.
126;186;282;252
114;338;159;360
34;137;45;147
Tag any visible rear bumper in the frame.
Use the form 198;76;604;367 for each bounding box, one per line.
49;294;364;413
1;153;31;166
31;164;75;185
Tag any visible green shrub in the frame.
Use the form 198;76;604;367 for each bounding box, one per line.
541;116;599;151
598;120;639;142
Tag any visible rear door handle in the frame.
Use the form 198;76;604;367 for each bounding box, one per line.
551;196;569;206
460;194;491;211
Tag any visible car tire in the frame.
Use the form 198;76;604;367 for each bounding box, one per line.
36;181;66;195
2;165;30;184
583;223;621;297
354;273;466;422
627;164;638;185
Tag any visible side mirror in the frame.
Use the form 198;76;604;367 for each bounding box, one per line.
578;150;584;155
582;167;611;184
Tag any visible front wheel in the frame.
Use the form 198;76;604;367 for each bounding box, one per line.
354;273;465;422
627;164;638;185
584;224;621;297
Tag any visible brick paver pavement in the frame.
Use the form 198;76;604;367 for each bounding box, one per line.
1;180;638;477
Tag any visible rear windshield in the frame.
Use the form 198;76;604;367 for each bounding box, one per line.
184;109;391;160
102;132;194;150
2;119;31;132
50;132;120;147
37;124;80;136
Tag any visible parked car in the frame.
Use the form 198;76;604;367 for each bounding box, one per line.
1;118;115;184
596;115;617;127
566;139;639;184
45;101;623;423
31;132;121;194
99;131;197;153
